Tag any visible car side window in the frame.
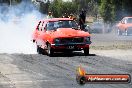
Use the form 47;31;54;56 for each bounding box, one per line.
127;18;132;23
121;18;126;24
37;21;41;31
38;21;43;31
124;19;127;24
36;21;41;30
41;21;45;31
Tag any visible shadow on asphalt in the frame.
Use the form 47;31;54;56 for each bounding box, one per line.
50;52;96;57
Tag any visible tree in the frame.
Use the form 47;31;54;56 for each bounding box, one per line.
48;0;78;17
113;0;123;21
48;0;62;17
99;0;115;23
122;0;132;17
39;0;50;14
99;0;132;22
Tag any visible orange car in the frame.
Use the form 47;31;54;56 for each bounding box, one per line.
32;18;91;56
116;17;132;35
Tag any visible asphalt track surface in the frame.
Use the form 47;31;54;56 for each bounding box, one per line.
0;33;132;88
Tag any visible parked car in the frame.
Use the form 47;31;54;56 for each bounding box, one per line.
116;17;132;36
84;24;92;33
32;18;91;56
90;22;104;33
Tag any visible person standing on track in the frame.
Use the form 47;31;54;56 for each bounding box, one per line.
79;9;86;30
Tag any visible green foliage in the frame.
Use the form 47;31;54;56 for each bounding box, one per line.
122;0;132;16
48;0;62;17
2;0;132;22
48;0;78;17
14;0;22;3
40;0;50;14
99;0;115;23
99;0;132;22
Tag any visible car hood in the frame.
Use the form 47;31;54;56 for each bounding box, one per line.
47;28;90;38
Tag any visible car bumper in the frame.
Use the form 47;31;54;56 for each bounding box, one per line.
51;41;91;50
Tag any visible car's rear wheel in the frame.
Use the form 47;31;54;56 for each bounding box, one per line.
76;75;86;85
37;45;43;54
84;48;89;56
37;45;47;55
117;29;122;35
47;44;54;56
125;30;128;36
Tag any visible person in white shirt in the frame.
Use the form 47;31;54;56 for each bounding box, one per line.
47;11;53;19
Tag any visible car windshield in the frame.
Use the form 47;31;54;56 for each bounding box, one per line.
46;20;78;31
127;18;132;23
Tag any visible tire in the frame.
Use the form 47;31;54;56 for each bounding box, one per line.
43;50;47;55
79;76;86;85
37;45;47;55
76;76;86;85
125;30;128;36
37;45;43;54
47;44;54;56
84;48;89;56
117;29;122;35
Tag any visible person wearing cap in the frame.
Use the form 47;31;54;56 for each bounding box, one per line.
47;11;53;19
69;13;76;20
69;13;73;19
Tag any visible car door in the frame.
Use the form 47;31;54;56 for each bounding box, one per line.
38;21;49;49
119;18;126;30
43;22;55;44
33;21;44;45
121;19;127;30
37;21;46;46
32;21;42;42
42;21;51;43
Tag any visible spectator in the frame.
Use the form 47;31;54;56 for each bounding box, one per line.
47;11;53;19
79;9;86;30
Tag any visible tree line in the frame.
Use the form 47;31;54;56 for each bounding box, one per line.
100;0;132;23
0;0;132;23
47;0;132;23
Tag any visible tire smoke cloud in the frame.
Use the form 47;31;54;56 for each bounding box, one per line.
0;1;45;54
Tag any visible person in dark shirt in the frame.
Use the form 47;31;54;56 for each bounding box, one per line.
79;10;86;30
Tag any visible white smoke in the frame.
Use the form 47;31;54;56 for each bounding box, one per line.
0;1;45;54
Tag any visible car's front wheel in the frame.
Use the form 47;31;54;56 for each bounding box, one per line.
84;48;89;56
117;29;122;35
47;44;54;56
125;29;128;36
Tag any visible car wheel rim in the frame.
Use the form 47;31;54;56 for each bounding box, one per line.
117;29;120;35
48;46;50;54
125;30;128;36
37;46;40;53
